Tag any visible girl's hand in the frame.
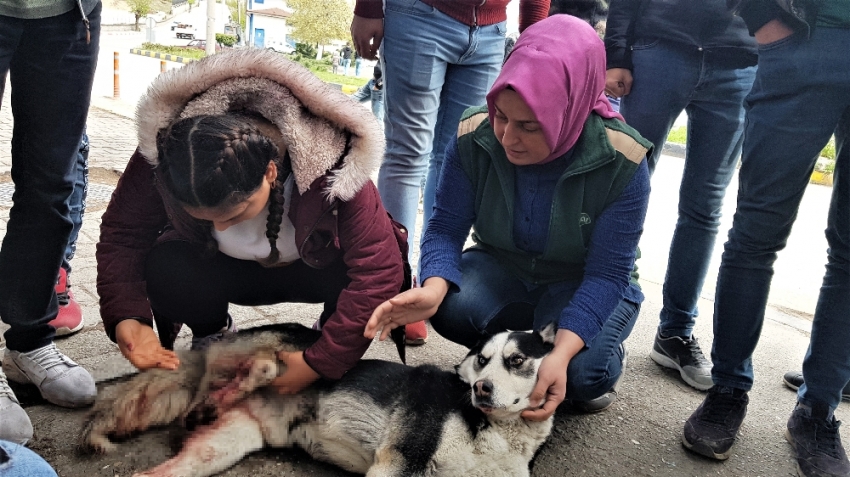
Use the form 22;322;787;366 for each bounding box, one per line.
522;329;584;421
115;319;180;371
273;351;321;395
365;277;449;341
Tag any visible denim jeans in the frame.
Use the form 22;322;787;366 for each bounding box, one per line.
709;27;850;413
0;5;100;352
621;40;756;339
0;440;57;477
430;249;639;401
63;132;89;274
378;0;505;264
342;58;351;75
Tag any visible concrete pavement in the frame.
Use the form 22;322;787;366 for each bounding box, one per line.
0;56;846;476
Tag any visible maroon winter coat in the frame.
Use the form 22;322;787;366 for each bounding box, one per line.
96;50;405;380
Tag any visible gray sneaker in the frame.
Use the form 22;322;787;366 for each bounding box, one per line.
2;343;96;408
0;365;34;445
650;332;713;391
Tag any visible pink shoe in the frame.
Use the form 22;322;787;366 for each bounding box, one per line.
50;268;84;336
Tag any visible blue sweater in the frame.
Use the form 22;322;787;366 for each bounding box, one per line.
421;135;649;345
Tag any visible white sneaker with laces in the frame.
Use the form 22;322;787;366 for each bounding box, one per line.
2;343;96;408
0;365;34;444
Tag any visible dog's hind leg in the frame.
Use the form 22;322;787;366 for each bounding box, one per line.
132;407;264;477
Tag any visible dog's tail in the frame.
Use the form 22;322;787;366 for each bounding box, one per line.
79;367;199;454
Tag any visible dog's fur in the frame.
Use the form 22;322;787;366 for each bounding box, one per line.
81;323;556;477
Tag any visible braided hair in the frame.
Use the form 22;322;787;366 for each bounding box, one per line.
156;114;292;267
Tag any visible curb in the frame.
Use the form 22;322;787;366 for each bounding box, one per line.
129;48;196;64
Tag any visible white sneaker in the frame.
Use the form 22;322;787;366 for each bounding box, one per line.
0;366;34;444
2;343;96;408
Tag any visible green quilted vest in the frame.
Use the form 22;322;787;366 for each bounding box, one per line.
455;106;651;285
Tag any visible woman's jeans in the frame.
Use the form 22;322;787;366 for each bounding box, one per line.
430;249;640;401
378;0;504;265
144;241;351;344
710;27;850;412
0;440;58;477
0;6;100;353
63;132;89;274
621;39;756;339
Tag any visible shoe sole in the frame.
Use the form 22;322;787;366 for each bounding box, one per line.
782;376;850;402
405;337;427;346
53;321;85;337
681;434;733;460
784;427;808;477
650;349;713;391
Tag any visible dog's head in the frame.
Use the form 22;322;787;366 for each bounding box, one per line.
456;323;556;418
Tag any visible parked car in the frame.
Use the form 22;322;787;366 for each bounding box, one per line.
185;39;224;52
170;21;180;31
175;23;196;39
266;40;295;54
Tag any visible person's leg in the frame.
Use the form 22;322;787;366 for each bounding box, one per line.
145;241;352;339
63;132;88;274
379;0;486;253
710;32;848;392
370;87;384;122
0;440;58;477
798;105;850;411
0;6;100;353
430;249;536;348
659;59;755;341
420;20;505;236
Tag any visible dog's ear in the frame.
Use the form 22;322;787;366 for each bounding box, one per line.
538;322;557;345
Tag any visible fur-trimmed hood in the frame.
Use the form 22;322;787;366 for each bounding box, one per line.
136;48;384;201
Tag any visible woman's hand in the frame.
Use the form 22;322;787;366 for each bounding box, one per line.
115;319;180;370
273;351;321;395
351;15;383;60
522;329;584;421
604;68;633;98
365;277;449;341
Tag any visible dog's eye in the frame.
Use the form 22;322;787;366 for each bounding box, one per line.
477;355;489;367
509;356;525;367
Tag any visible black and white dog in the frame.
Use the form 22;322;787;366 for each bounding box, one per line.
81;322;556;477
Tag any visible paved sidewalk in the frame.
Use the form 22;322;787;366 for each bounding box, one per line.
0;76;847;476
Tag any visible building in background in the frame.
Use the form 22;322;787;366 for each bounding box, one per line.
246;0;292;49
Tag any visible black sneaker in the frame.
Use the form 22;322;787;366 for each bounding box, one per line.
190;315;237;351
569;344;628;413
682;386;749;460
783;371;850;402
786;403;850;477
650;331;713;390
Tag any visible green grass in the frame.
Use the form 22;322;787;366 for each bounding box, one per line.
139;43;206;59
666;126;836;161
310;70;369;87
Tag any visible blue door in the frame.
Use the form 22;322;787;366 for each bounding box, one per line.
254;28;265;48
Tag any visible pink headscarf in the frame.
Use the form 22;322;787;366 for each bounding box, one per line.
486;15;623;164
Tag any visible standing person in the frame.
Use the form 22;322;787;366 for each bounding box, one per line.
331;50;341;75
365;15;652;417
681;2;850;475
0;0;101;446
351;0;550;345
341;42;353;76
97;49;406;395
604;0;757;391
354;51;363;77
350;62;384;122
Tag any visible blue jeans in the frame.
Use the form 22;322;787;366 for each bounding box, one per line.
709;28;850;413
355;57;363;77
342;58;351;75
0;5;100;352
0;440;57;477
430;249;639;401
378;0;505;264
63;132;89;274
621;39;756;339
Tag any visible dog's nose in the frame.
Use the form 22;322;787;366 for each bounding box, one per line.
474;380;493;397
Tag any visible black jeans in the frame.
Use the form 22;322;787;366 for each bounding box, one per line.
0;5;101;352
145;241;351;347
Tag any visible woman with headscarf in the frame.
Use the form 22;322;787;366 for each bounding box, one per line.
365;14;652;421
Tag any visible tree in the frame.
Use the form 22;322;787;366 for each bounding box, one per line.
126;0;152;31
287;0;352;47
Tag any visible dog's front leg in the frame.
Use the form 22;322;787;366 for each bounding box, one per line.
132;407;264;477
